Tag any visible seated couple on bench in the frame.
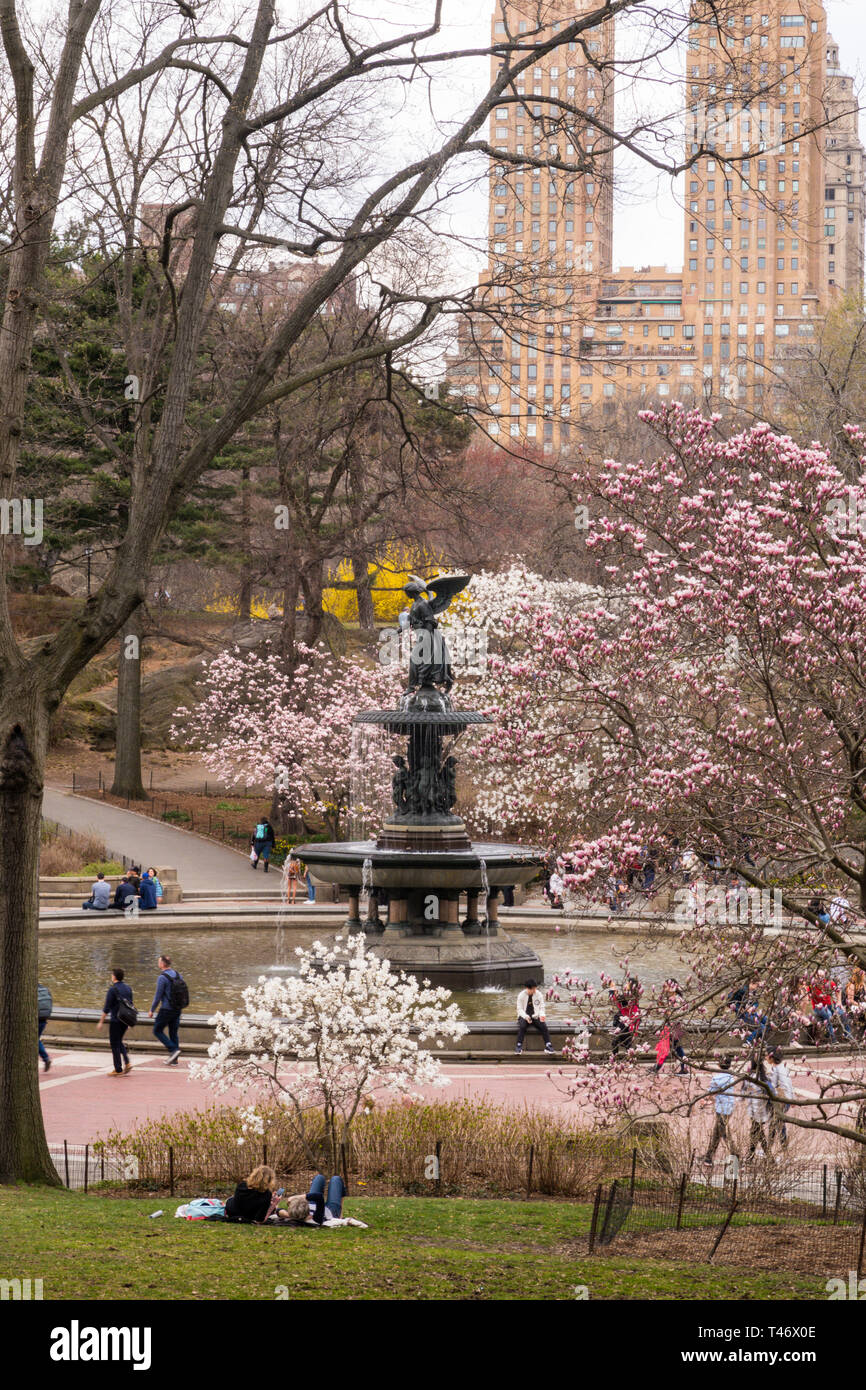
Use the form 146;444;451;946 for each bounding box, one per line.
225;1166;367;1228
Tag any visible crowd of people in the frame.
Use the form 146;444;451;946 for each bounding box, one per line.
704;1048;795;1164
81;866;163;912
37;953;188;1076
728;965;866;1048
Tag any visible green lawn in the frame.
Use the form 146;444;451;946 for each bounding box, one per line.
0;1187;827;1301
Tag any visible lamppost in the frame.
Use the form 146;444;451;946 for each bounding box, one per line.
84;547;93;596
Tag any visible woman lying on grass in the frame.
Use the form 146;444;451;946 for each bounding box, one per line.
281;1174;367;1228
225;1166;366;1227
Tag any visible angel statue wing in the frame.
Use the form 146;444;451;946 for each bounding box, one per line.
425;573;470;616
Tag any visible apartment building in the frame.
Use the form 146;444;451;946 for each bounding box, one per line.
451;1;865;448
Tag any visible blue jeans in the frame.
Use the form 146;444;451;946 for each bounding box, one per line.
153;1008;180;1052
307;1173;344;1221
38;1017;49;1064
306;872;315;902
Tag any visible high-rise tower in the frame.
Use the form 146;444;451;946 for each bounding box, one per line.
476;2;615;447
683;1;863;410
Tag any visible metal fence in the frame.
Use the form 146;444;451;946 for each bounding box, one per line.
588;1162;866;1277
49;1142;139;1191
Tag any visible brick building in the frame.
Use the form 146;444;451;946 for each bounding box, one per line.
450;1;865;449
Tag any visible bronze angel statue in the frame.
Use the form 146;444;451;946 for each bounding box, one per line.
402;573;470;693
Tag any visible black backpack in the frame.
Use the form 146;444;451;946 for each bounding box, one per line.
168;974;189;1010
116;995;138;1028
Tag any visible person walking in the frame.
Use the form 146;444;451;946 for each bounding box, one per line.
702;1054;738;1164
305;864;316;902
654;980;688;1075
97;968;134;1076
745;1057;773;1159
515;979;554;1054
82;871;112;910
148;954;187;1065
250;817;276;871
37;982;53;1073
767;1047;794;1149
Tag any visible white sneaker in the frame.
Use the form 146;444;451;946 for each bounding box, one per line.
165;1050;181;1065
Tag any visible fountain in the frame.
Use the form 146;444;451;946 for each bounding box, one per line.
293;573;546;989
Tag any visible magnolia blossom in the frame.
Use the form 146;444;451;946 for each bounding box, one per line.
460;412;866;938
173;641;400;838
192;936;468;1166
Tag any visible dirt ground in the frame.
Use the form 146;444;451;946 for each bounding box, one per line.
604;1219;864;1276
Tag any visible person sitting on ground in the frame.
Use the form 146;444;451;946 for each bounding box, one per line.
846;965;866;1036
82;871;112;911
515;978;554;1055
810;972;853;1043
138;869;158;911
113;874;138;911
225;1165;282;1223
281;1174;367;1228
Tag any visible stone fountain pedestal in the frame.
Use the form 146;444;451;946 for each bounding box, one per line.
297;817;545;991
294;654;547;991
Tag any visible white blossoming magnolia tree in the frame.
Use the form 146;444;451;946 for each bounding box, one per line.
193;937;468;1170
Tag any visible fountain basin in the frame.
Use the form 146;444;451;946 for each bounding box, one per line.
293;839;544;891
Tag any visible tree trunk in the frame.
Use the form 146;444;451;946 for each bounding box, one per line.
0;710;60;1183
110;604;147;799
351;547;376;633
238;463;253;619
300;568;325;648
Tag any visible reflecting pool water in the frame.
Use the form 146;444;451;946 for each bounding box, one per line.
39;924;686;1022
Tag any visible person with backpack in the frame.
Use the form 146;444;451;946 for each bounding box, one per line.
148;954;188;1064
37;983;53;1073
97;968;135;1075
250;818;276;871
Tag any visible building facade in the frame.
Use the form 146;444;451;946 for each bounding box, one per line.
451;1;865;448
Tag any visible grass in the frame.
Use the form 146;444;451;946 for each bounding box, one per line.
0;1186;829;1301
61;860;125;878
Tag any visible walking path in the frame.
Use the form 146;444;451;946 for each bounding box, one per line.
43;788;254;894
39;1050;571;1143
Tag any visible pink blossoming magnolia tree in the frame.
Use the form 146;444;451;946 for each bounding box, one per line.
174;642;400;839
466;409;866;1149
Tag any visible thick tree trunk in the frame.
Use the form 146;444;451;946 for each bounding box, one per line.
0;708;59;1183
110;604;147;799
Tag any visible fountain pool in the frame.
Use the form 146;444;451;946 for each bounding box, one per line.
38;924;687;1022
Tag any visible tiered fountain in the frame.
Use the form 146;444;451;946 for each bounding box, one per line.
293;574;545;989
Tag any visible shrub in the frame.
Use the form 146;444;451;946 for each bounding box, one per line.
94;1098;634;1198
